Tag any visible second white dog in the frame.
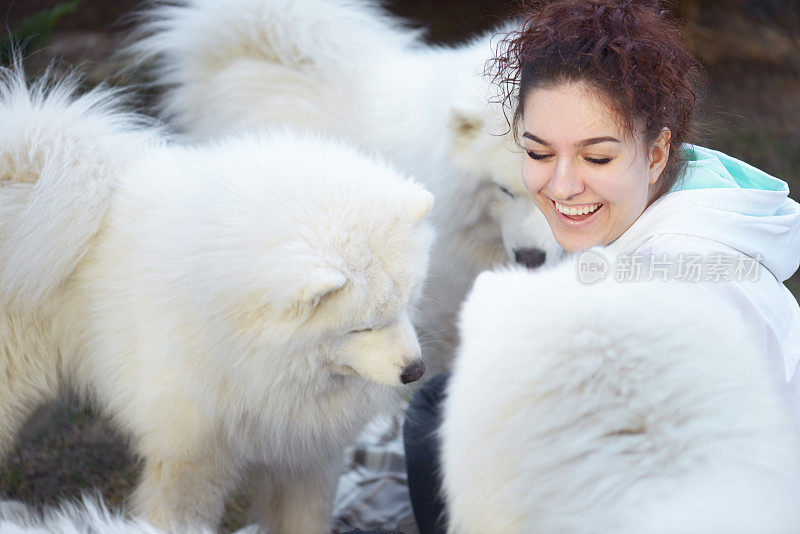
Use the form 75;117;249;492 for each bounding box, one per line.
129;0;564;374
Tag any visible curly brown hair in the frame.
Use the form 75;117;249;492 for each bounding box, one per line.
491;0;705;201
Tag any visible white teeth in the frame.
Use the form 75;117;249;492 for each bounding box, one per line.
555;202;602;216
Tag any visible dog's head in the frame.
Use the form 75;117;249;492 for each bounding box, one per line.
186;131;434;387
449;98;565;269
446;43;565;270
262;202;434;388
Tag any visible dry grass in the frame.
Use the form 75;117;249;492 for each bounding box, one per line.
0;398;253;531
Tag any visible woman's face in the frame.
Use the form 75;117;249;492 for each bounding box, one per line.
521;82;668;253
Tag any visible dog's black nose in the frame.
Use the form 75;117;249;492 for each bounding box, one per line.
400;359;425;384
514;247;547;269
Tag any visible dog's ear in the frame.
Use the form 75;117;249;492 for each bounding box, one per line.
268;241;348;313
291;268;348;310
272;267;348;316
448;106;492;173
449;107;484;145
405;189;434;224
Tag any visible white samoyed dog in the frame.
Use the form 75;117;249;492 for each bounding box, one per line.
441;252;800;534
128;0;564;374
0;67;434;533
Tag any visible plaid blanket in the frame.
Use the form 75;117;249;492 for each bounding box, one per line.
331;407;419;534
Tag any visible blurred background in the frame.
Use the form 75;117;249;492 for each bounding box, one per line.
2;0;798;186
0;0;799;531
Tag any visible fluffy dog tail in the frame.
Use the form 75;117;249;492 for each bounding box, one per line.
0;64;162;310
126;0;422;137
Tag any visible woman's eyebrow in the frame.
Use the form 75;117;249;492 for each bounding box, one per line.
522;132;549;145
522;132;620;147
578;136;620;147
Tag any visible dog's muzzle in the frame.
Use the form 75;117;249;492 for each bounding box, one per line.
514;247;547;269
400;360;425;384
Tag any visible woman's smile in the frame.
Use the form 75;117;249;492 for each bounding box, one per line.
549;198;605;229
553;200;603;217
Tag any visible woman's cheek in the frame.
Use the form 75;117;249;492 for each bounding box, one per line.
521;162;543;195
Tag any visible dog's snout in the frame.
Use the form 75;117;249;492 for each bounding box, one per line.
400;360;425;384
514;247;547;269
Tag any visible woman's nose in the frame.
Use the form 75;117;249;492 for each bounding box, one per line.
548;159;584;201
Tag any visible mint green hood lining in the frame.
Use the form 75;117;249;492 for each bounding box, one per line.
673;144;788;193
615;144;800;281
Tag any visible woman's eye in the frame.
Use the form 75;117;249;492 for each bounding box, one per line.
526;151;550;161
585;156;612;165
498;185;515;198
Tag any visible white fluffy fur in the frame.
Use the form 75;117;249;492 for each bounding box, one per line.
0;65;162;309
442;252;800;534
127;0;564;374
0;497;270;533
0;69;434;533
0;498;174;534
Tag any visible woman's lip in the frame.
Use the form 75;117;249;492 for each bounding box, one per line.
550;198;602;226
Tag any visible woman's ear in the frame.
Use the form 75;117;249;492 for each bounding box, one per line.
648;127;671;185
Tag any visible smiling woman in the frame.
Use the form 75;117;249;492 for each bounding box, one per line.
490;0;800;415
492;0;701;253
404;1;800;533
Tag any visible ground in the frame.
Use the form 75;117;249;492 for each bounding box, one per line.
0;1;798;532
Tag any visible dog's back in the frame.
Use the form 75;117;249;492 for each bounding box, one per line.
127;0;421;138
442;255;800;533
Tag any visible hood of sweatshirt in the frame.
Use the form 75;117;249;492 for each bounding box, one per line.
610;145;800;281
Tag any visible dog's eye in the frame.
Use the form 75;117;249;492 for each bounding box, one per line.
497;185;515;198
350;327;373;334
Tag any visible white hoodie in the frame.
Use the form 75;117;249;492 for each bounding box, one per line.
608;145;800;418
